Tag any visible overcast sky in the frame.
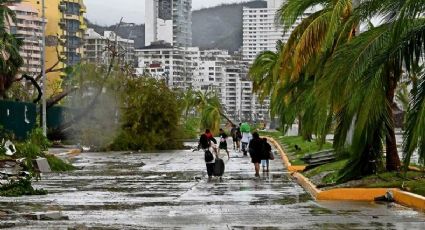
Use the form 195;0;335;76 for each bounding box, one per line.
85;0;247;25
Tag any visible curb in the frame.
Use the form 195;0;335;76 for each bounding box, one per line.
265;137;306;172
266;136;425;212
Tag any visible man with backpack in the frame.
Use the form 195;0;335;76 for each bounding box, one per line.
199;131;215;181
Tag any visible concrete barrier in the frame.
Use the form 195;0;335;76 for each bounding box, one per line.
265;137;306;172
393;190;425;212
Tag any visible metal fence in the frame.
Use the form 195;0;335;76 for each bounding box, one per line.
0;100;37;140
0;100;68;140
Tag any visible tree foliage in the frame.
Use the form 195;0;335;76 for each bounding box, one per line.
0;0;23;98
111;77;183;150
252;0;425;181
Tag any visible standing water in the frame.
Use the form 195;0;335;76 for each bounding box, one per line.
0;144;424;229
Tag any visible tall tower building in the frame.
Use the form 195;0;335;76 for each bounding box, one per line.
25;0;86;94
8;3;43;77
145;0;192;47
242;0;285;63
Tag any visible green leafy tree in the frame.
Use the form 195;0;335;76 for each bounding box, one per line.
194;90;234;134
320;0;425;179
111;77;183;150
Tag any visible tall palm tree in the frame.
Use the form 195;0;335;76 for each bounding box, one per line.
253;0;356;141
321;0;425;178
0;0;23;98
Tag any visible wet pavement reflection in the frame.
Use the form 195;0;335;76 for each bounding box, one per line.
0;146;424;229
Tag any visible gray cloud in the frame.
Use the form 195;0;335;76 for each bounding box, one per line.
85;0;247;25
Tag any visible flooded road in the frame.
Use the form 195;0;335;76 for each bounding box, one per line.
0;147;424;229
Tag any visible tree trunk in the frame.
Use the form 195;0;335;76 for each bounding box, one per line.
385;75;401;171
298;115;302;136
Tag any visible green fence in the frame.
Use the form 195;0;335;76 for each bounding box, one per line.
47;106;66;130
0;100;37;140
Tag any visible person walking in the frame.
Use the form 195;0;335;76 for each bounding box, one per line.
199;132;215;181
261;138;272;172
205;129;218;154
230;124;239;151
241;131;252;156
248;132;263;177
218;128;230;159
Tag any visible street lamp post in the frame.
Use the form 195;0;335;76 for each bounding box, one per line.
41;0;47;136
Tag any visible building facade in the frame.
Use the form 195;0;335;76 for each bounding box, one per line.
8;3;43;77
135;42;197;90
135;46;268;123
242;0;284;63
84;28;135;66
145;0;192;47
25;0;86;94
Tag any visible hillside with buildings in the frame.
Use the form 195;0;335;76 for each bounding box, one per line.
89;0;267;51
192;0;267;52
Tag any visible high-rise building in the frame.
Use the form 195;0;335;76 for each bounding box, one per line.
84;28;135;66
135;42;197;90
145;0;192;47
25;0;87;93
135;45;268;123
242;0;285;63
242;0;316;63
8;3;43;77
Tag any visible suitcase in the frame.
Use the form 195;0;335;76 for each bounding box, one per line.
213;158;225;176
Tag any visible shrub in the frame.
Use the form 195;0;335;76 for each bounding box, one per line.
28;128;51;151
0;178;47;197
45;155;75;172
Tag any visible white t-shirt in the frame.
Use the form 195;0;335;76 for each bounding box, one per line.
241;132;252;143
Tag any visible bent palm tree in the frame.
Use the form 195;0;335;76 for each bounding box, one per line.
194;90;234;134
322;0;425;179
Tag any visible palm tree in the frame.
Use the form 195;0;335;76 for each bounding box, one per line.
194;90;234;134
321;0;425;178
0;0;23;98
252;0;356;141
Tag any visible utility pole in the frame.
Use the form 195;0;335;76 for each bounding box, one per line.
41;0;47;136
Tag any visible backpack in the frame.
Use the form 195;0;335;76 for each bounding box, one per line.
236;129;242;139
199;134;210;149
204;149;214;162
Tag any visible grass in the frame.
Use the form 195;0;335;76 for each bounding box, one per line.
0;179;47;197
45;155;76;172
0;155;12;161
261;130;425;197
304;159;348;184
359;171;425;196
260;131;333;165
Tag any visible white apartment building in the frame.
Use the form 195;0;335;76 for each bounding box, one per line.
135;42;197;90
8;3;43;77
84;28;135;66
242;0;285;63
242;0;315;63
135;45;268;122
145;0;192;47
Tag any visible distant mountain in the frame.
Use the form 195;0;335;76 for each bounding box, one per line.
87;0;267;51
192;0;267;52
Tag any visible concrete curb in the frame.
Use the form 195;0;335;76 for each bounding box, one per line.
265;137;306;172
266;136;425;212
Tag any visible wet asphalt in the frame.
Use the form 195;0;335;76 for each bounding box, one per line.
0;145;424;229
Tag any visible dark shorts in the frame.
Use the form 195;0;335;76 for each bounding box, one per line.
206;163;214;177
219;141;227;149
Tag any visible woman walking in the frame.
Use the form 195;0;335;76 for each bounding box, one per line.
248;132;263;177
